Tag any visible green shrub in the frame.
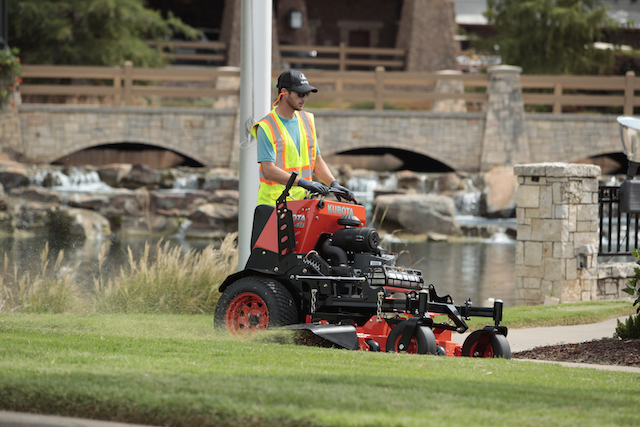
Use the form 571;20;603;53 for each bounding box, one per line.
614;314;640;339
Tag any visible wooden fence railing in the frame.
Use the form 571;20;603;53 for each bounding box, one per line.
280;42;406;71
146;40;227;65
144;40;405;71
521;71;638;114
17;63;640;114
20;62;239;106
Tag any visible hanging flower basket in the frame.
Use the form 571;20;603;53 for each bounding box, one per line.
0;48;22;107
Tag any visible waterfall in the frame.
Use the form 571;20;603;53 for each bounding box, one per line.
32;167;111;192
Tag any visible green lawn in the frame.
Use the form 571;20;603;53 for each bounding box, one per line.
1;312;639;427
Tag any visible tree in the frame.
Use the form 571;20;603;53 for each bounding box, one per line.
480;0;620;74
8;0;199;67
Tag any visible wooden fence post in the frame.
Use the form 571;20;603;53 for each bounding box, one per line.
374;66;385;110
339;42;346;72
553;82;562;114
113;67;122;106
123;61;133;106
625;70;635;116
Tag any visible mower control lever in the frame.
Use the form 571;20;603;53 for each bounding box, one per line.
329;187;358;204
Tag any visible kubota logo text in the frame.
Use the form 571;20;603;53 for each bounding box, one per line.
327;205;354;216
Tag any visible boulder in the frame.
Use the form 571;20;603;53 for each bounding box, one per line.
203;168;239;191
9;185;61;204
54;207;111;238
373;193;459;235
0;164;29;190
185;202;238;238
480;166;517;218
96;163;132;187
116;215;182;236
150;190;211;212
119;164;172;189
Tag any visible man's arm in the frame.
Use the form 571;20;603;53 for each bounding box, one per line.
260;161;302;186
313;154;337;185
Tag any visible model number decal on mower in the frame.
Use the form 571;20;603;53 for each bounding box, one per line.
327;205;354;216
293;214;306;228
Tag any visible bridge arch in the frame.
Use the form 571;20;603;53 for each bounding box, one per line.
326;146;455;172
50;139;205;168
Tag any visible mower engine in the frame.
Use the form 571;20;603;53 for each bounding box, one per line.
215;173;510;358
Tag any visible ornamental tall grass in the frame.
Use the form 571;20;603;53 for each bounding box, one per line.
0;233;238;315
0;242;82;313
94;232;238;314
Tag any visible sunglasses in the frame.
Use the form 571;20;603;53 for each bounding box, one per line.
294;91;310;98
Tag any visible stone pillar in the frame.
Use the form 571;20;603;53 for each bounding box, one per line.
395;0;458;72
514;163;601;305
432;70;467;113
480;65;530;172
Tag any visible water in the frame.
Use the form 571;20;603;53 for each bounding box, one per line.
386;239;516;307
13;168;517;307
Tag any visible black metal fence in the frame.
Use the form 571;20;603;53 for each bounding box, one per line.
599;186;640;256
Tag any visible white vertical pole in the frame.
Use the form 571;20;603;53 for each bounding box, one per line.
238;0;272;268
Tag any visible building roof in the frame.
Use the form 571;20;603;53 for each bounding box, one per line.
455;0;640;29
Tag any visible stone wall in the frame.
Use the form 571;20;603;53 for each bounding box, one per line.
17;105;237;167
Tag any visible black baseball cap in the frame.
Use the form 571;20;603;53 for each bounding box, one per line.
277;70;318;93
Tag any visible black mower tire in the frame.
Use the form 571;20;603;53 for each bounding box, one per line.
385;324;438;355
214;276;298;333
461;330;511;359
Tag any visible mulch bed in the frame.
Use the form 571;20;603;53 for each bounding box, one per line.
513;338;640;366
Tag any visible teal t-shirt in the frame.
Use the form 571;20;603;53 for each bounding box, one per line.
257;115;320;163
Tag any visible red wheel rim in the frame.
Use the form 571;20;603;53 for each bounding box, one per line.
392;335;419;353
225;292;269;334
469;342;495;358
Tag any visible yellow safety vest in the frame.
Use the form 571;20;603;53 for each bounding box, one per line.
251;109;317;205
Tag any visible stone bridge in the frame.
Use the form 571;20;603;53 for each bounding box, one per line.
0;67;625;171
3;104;623;172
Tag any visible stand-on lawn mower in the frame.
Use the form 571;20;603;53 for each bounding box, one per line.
214;173;510;358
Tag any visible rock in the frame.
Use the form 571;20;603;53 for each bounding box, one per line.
55;207;111;238
203;168;239;191
373;193;459;235
480;166;518;218
0;164;29;190
208;189;239;205
186;202;238;238
9;185;61;204
150;190;211;212
396;170;423;192
119;164;170;189
12;201;56;233
96;163;132;187
116;215;182;236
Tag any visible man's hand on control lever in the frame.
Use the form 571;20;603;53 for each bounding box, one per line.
298;178;329;196
330;181;354;201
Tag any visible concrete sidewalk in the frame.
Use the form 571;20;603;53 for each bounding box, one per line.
452;317;623;353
